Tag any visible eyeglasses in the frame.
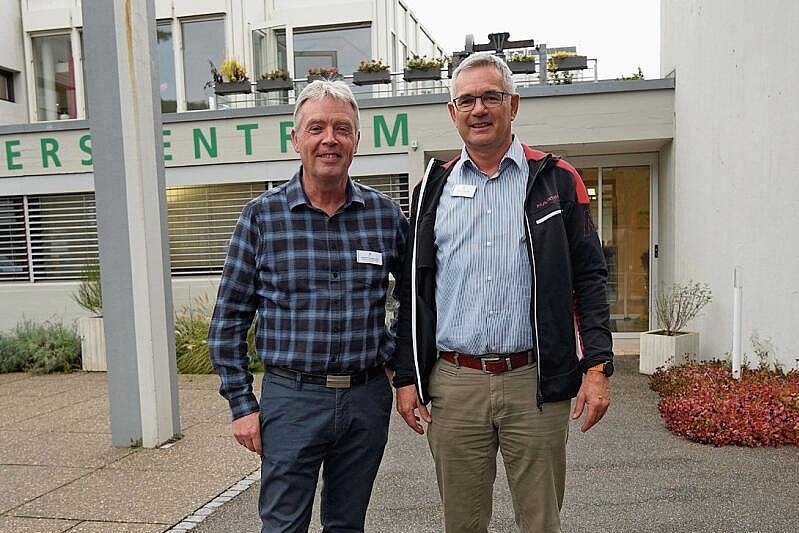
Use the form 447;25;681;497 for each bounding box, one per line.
451;91;509;111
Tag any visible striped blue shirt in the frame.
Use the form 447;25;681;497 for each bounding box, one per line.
434;136;534;355
209;171;408;419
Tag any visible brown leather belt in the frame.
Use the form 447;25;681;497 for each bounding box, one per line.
438;350;535;374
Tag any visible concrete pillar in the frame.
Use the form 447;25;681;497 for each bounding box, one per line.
81;0;180;448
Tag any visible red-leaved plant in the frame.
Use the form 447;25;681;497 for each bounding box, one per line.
650;359;799;447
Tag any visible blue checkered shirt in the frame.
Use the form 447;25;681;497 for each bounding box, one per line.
209;172;408;419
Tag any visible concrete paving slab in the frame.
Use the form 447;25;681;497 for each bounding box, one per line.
0;430;131;468
0;516;77;533
67;522;167;533
12;467;242;524
107;435;258;476
0;465;91;514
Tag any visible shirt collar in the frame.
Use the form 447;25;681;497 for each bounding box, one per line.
458;135;527;177
286;168;365;212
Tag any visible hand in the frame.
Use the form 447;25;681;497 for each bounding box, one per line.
395;384;432;434
571;372;611;432
232;411;262;454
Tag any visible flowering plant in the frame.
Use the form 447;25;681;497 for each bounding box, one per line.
261;69;290;81
405;54;447;70
219;58;248;82
307;66;340;78
508;52;536;62
357;59;390;72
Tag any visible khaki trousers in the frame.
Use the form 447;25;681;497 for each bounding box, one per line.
427;358;570;533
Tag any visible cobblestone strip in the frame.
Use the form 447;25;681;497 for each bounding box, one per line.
166;468;261;531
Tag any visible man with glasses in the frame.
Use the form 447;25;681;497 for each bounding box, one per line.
393;52;613;533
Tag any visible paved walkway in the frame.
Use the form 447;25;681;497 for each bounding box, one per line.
2;342;798;532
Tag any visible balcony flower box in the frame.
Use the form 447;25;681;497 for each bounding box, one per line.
214;81;252;95
403;67;442;82
256;78;294;92
508;60;536;74
551;55;587;72
353;70;391;86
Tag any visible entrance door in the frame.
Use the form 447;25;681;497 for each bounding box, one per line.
579;164;651;335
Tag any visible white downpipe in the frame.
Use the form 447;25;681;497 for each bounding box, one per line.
732;267;743;379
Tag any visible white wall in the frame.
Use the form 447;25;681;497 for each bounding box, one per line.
0;1;28;124
661;0;799;368
0;277;220;334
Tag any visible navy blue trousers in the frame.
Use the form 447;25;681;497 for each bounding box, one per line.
258;370;392;533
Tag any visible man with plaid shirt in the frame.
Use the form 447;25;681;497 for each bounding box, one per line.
209;80;407;533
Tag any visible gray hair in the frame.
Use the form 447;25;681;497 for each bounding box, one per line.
293;80;361;132
449;53;516;98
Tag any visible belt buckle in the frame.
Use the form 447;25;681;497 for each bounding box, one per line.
325;374;352;388
480;357;503;373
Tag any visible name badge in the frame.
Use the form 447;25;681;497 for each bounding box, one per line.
451;183;477;198
356;250;383;266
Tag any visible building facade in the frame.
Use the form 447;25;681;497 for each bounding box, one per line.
3;1;793;369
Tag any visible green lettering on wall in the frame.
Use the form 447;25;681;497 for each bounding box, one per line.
162;129;173;161
79;134;92;166
279;121;294;153
193;127;218;159
374;113;408;147
5;139;23;170
236;123;259;155
40;138;62;168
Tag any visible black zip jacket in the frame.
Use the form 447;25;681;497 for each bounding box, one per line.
393;143;613;407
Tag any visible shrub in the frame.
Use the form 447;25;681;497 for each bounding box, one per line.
651;359;799;446
307;66;340;79
655;280;712;335
72;259;102;316
508;52;535;62
1;320;81;374
174;294;260;374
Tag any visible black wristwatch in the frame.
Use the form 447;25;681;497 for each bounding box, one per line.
586;360;614;377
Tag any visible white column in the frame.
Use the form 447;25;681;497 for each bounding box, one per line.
81;0;180;448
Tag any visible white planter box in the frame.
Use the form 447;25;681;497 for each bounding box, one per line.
78;316;106;371
639;329;699;375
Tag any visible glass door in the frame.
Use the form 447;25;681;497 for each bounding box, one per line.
580;165;651;334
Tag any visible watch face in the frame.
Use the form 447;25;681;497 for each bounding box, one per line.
603;361;614;377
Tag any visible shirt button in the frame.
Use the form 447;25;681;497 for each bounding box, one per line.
486;209;492;215
332;272;339;280
487;275;492;281
486;241;492;247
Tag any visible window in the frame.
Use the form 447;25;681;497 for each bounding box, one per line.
293;24;371;79
27;193;98;280
31;34;78;121
182;18;224;111
157;21;177;113
355;175;410;215
0;197;28;281
0;69;14;102
166;182;267;274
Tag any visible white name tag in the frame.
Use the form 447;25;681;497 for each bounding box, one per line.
356;250;383;266
451;183;477;198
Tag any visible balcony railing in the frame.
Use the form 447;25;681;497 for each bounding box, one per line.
209;61;598;111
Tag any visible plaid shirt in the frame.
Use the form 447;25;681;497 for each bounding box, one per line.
209;172;408;419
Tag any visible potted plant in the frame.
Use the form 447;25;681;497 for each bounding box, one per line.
72;259;106;371
639;281;712;374
307;66;342;81
547;51;587;72
215;57;251;95
507;52;536;74
403;54;446;82
256;69;294;92
353;59;391;86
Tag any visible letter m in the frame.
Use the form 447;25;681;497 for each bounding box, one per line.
374;113;408;148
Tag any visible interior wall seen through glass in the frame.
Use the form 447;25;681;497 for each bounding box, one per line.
293;24;370;78
32;34;76;121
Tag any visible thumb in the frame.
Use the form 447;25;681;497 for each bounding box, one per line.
418;402;432;423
